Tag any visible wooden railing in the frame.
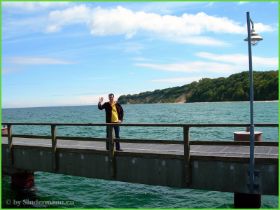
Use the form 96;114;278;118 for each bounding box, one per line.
2;122;278;185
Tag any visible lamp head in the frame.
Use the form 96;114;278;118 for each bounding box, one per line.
244;29;263;45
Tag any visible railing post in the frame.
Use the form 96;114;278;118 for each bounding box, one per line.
107;125;116;179
183;125;191;186
51;125;58;172
7;124;14;166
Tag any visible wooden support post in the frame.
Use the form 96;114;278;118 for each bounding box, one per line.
107;125;116;179
7;124;14;166
11;171;35;191
183;126;191;186
51;125;58;172
234;193;261;208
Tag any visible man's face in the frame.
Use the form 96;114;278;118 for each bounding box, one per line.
109;95;114;102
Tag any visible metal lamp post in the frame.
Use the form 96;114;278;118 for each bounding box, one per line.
244;11;263;193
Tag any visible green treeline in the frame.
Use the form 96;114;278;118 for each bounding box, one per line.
118;71;278;104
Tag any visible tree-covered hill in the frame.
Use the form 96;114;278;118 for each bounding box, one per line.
118;71;278;104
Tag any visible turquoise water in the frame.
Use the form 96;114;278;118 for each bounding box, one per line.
2;102;278;208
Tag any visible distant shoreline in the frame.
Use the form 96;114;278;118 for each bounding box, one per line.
2;100;278;110
118;71;278;104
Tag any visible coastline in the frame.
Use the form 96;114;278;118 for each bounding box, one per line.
2;100;278;110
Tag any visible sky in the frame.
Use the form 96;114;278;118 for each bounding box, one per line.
2;1;278;108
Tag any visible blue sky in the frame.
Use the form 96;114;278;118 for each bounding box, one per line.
2;1;278;108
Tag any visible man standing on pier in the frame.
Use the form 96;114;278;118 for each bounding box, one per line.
98;93;124;151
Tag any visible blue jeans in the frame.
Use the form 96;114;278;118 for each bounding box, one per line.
106;125;120;150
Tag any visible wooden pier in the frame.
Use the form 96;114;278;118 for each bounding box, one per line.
2;123;278;207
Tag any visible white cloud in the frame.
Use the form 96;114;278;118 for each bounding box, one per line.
134;2;202;15
132;57;151;62
46;5;275;46
136;61;238;74
3;2;70;11
137;52;278;76
254;23;275;33
151;77;202;84
46;5;91;32
88;8;245;35
168;35;228;46
7;56;74;65
196;52;278;68
3;56;74;74
238;2;249;5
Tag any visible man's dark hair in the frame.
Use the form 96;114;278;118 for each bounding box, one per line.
108;93;114;97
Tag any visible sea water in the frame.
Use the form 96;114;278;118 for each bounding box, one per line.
2;101;278;208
